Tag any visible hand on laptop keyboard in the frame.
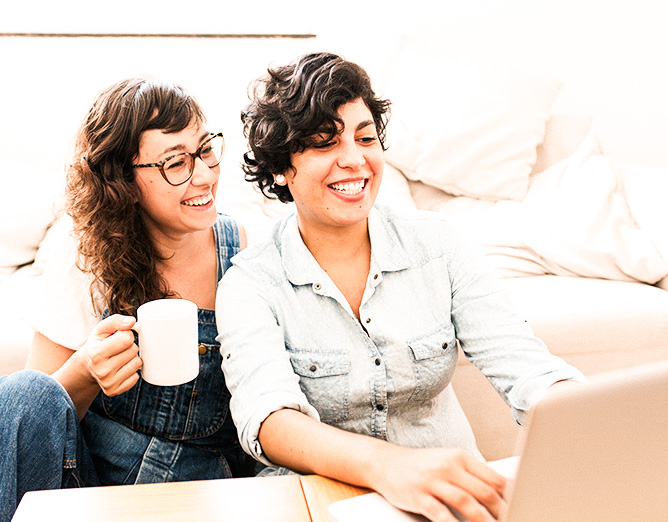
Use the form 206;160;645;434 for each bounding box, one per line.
369;446;508;521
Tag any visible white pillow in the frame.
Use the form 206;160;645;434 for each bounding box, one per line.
479;130;668;283
375;163;416;210
618;162;668;288
0;163;64;283
383;49;562;201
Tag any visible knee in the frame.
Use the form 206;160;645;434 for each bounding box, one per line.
0;370;73;420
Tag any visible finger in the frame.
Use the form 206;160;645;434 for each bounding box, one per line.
88;335;139;383
96;351;142;395
435;468;506;520
463;456;508;496
431;483;497;522
91;314;136;340
415;494;463;522
89;329;137;362
104;366;141;396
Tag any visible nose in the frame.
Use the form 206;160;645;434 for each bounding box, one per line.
336;138;365;170
190;156;219;186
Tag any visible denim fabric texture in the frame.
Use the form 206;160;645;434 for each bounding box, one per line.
217;205;586;467
0;214;249;521
86;214;249;483
0;371;99;522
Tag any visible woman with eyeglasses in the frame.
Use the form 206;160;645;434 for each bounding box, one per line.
216;53;586;522
0;78;251;521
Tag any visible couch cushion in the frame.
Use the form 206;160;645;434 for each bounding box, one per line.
0;264;40;374
0;163;64;284
383;44;561;202
412;125;668;286
619;162;668;290
503;275;668;359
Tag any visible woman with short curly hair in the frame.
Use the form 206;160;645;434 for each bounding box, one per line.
1;77;251;521
241;52;390;203
218;52;586;522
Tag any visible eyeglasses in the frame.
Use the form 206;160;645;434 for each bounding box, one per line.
132;132;225;186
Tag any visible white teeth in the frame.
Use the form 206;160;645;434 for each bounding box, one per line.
330;180;366;195
182;194;212;206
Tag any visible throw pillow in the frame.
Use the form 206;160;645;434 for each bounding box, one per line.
383;47;562;201
482;129;668;283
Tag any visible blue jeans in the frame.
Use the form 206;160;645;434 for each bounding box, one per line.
0;370;254;522
0;370;99;522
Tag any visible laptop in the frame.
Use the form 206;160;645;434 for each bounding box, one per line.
328;360;668;522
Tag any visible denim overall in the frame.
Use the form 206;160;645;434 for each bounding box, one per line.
82;214;251;484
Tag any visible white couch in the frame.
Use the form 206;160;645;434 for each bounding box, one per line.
2;31;668;462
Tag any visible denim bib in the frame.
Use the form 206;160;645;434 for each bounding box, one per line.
90;215;240;447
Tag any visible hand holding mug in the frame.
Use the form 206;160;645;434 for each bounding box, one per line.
81;314;142;396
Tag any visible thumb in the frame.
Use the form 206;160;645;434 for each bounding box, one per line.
92;314;136;339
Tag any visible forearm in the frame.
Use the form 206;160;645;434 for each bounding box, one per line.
28;331;100;419
259;409;507;521
259;408;394;489
51;351;101;419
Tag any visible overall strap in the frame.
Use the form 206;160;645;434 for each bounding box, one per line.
213;214;241;282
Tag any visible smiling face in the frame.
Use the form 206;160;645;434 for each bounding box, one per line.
281;98;384;237
134;120;219;242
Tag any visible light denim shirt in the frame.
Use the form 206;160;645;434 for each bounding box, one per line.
216;205;585;466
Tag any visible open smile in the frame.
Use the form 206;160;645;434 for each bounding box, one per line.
328;179;368;196
181;193;213;207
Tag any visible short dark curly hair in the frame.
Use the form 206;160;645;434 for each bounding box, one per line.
241;52;391;203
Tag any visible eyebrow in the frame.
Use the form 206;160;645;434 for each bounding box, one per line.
356;120;375;132
159;131;211;156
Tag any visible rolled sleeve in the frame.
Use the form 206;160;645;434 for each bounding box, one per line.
216;259;319;466
507;364;587;425
237;392;319;466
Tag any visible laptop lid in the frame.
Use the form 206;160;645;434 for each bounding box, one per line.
504;360;668;522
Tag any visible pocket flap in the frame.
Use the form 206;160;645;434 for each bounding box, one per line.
408;326;455;361
291;351;351;378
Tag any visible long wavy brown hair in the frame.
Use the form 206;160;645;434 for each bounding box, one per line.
66;78;205;316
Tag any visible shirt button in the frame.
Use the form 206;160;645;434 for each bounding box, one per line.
373;274;379;280
310;364;317;372
375;358;381;366
365;318;371;324
442;342;448;350
313;283;322;290
376;404;384;411
198;344;208;355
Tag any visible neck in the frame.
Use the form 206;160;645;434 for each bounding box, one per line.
150;228;212;270
298;218;371;266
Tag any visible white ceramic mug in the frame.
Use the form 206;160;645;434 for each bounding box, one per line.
133;298;199;386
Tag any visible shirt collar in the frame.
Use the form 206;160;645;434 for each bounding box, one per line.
280;206;411;287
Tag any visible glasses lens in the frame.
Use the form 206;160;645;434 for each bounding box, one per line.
199;134;225;168
163;153;194;185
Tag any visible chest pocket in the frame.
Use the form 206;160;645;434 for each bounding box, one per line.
290;349;351;424
407;325;458;402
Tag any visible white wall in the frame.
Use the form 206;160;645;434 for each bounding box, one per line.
313;0;668;169
1;0;666;177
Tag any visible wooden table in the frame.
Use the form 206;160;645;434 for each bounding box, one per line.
300;475;370;522
12;474;368;522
